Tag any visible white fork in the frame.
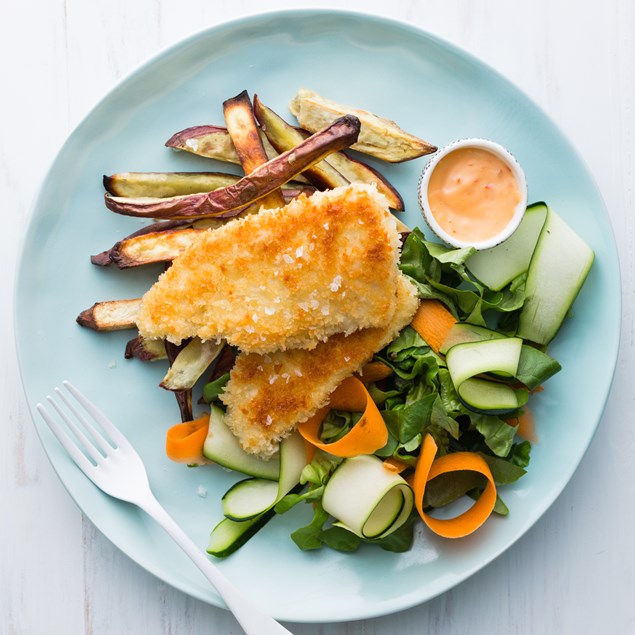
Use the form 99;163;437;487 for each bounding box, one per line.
36;381;293;635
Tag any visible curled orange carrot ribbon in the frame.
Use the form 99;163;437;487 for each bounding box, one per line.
166;413;210;464
413;434;497;538
298;376;388;458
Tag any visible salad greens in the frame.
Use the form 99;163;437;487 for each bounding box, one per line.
204;223;562;554
399;228;527;328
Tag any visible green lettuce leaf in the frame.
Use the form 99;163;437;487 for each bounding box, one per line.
290;504;330;551
319;526;362;552
516;346;561;389
479;452;527;484
202;372;230;403
508;441;532;468
381;393;437;444
473;414;518;457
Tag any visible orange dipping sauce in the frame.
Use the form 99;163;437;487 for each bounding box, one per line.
427;147;522;244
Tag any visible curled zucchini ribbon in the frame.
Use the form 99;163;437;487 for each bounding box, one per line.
207;432;307;557
413;434;497;538
322;455;414;539
297;376;388;458
445;337;529;414
220;432;306;522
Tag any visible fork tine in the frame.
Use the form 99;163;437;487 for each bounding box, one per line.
63;381;130;449
54;387;113;457
36;403;97;476
46;393;106;464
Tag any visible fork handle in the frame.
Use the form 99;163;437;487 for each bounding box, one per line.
139;494;294;635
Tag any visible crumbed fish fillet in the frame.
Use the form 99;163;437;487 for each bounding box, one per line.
221;275;420;458
136;184;401;353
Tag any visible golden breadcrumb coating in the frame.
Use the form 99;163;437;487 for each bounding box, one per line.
136;184;401;353
221;275;419;457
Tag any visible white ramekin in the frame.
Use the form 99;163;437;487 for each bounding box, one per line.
417;138;528;250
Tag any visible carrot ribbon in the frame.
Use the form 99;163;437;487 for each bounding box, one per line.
166;413;210;464
410;299;457;354
413;434;497;538
298;376;388;458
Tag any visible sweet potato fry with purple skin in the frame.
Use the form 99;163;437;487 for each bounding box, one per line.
76;299;141;331
253;95;404;211
160;338;224;392
222;92;268;172
223;89;286;209
125;335;167;361
104;115;361;220
165;125;277;164
109;227;208;268
103;171;313;200
163;339;193;422
103;172;242;198
289;88;437;162
104;193;248;220
91;218;200;266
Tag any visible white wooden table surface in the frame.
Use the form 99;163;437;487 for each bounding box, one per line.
2;1;633;633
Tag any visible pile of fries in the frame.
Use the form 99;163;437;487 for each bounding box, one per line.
77;89;435;421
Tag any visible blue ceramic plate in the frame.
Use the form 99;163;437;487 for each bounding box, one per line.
15;10;619;623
